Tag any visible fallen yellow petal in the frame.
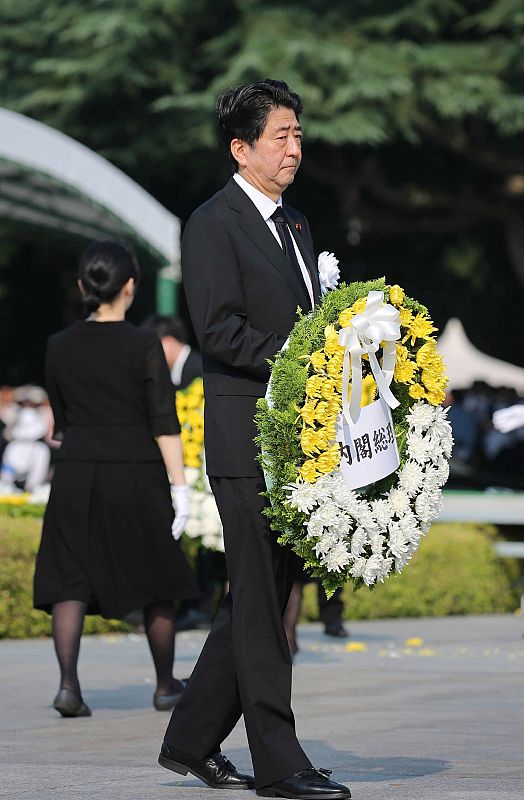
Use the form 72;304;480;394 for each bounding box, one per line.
404;637;424;647
345;642;368;653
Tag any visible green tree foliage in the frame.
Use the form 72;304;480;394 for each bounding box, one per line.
0;0;523;375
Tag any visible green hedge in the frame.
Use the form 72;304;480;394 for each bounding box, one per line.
0;513;131;639
303;523;521;619
0;511;521;638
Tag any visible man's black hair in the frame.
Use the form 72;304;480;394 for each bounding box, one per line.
216;78;303;170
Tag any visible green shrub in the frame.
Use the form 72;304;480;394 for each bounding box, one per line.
302;523;521;620
0;513;130;639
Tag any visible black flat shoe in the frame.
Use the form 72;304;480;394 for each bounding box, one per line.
257;768;351;798
324;622;349;639
153;691;184;711
158;743;254;789
153;677;190;711
53;688;91;718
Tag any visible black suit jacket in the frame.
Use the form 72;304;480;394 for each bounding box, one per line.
182;177;320;476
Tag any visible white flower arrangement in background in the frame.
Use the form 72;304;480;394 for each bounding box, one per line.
286;402;452;586
184;466;224;552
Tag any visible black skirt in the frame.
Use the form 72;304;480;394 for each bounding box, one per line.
34;461;198;619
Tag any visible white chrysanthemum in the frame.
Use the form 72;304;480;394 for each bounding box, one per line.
314;529;341;557
431;406;453;437
329;513;353;537
306;512;326;539
354;503;380;532
370;498;393;530
363;554;391;586
350;526;368;558
406;401;435;431
387;521;410;559
314;500;343;527
318;251;340;293
398;460;424;496
439;428;454;458
184;467;201;487
394;549;413;573
369;530;386;555
397;512;421;545
407;431;433;464
329;473;362;512
321;541;351;572
434;457;450;484
388;488;411;516
415;490;442;523
286;482;320;513
420;520;432;535
349;557;367;578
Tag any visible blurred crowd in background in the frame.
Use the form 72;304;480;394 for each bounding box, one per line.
2;372;523;497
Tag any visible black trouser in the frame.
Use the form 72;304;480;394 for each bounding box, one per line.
164;473;312;788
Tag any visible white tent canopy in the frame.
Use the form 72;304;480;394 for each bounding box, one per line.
0;107;180;276
437;317;524;393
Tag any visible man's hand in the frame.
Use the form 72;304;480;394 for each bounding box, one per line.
170;484;190;540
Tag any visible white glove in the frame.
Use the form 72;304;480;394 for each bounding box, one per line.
493;405;524;433
170;484;190;540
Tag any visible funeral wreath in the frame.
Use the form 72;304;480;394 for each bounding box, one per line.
256;270;453;595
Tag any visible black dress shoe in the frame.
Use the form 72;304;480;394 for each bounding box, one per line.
53;688;91;718
324;622;349;639
158;743;255;789
257;768;351;798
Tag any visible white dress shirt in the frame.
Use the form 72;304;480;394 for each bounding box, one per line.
233;172;314;307
170;343;191;387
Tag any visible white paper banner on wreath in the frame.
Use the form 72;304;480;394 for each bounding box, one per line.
336;398;400;491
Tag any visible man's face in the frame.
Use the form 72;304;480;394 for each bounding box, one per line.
233;106;302;200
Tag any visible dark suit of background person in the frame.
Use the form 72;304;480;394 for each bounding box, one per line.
160;80;350;800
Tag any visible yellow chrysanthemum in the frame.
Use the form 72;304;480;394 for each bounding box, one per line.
298;400;317;426
305;374;324;398
404;313;437;346
325;353;344;377
315;427;333;450
361;374;377;406
399;307;414;327
300;427;320;456
298;459;320;484
351;297;367;314
338;307;354;328
319;379;337;401
426;388;446;406
422;373;445;391
310;350;326;371
317;444;341;474
416;340;439;369
389;285;405;306
394;359;418;384
408;383;427;400
324;332;344;357
396;343;409;363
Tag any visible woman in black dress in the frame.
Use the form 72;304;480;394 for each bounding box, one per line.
34;240;198;717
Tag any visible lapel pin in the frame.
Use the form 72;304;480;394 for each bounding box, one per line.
295;223;302;232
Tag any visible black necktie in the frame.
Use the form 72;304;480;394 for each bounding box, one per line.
270;208;307;288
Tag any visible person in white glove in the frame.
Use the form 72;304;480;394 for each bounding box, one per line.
170;483;191;540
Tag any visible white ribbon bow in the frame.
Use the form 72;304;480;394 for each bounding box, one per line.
338;290;401;425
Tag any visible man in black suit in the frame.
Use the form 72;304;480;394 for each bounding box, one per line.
141;315;202;391
159;79;350;799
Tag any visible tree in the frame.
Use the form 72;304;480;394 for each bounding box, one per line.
1;0;523;379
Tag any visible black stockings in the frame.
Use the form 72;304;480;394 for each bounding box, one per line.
51;599;181;699
52;600;87;698
144;600;182;695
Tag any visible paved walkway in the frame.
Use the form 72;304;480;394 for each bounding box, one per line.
1;615;523;800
